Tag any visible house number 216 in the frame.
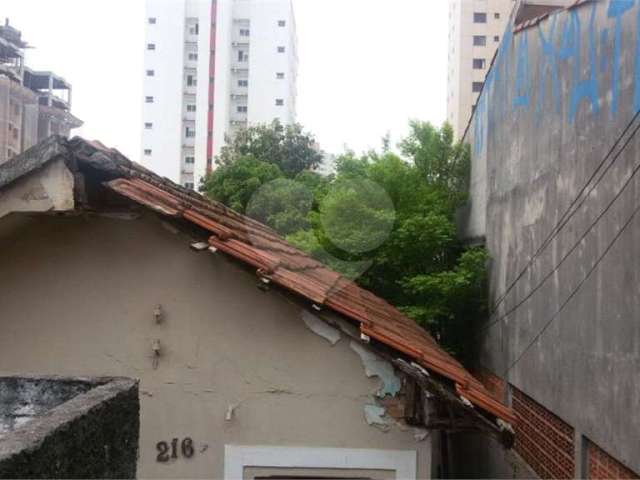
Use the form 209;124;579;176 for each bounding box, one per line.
156;437;195;462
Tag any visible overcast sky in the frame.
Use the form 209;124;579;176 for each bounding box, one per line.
3;0;448;159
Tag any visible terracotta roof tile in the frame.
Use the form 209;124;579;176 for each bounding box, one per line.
104;165;516;426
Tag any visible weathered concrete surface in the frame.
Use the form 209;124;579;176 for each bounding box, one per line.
0;212;432;479
0;376;139;479
462;0;640;474
0;157;74;218
0;377;92;436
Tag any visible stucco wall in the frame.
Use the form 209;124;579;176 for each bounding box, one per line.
0;212;431;478
464;0;640;474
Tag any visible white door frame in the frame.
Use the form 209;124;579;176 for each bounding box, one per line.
224;445;417;479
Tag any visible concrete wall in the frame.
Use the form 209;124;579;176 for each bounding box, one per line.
0;212;431;478
141;0;187;182
142;0;298;187
0;377;139;479
244;0;298;126
0;377;93;436
464;0;640;474
0;77;38;165
448;433;536;479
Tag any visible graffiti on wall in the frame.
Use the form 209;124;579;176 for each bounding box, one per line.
474;0;640;153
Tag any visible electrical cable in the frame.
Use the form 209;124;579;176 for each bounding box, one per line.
503;196;640;376
489;109;640;313
479;115;640;333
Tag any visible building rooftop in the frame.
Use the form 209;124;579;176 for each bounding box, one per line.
0;136;517;436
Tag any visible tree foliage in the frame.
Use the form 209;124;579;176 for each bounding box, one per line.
202;120;486;361
216;119;323;176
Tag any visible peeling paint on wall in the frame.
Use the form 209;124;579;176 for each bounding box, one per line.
302;311;342;346
363;404;390;429
350;341;401;398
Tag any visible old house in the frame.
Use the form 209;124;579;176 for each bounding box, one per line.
0;136;514;478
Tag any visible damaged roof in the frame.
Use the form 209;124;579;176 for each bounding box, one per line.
0;136;516;427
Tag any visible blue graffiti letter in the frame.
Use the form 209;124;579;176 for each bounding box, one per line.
608;0;635;115
537;15;561;116
514;31;531;108
559;5;600;123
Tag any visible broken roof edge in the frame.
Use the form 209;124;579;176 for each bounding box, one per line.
0;135;516;429
0;135;69;190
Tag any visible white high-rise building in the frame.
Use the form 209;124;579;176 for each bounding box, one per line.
446;0;515;139
141;0;298;189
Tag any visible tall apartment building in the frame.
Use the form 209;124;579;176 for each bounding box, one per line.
0;20;82;165
446;0;515;139
142;0;298;189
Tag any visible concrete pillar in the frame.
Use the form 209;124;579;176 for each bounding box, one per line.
575;432;588;479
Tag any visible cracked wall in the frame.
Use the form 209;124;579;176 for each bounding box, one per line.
0;212;432;479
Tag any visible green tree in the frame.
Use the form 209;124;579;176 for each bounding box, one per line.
200;155;282;212
246;178;314;235
203;120;487;361
217;120;323;176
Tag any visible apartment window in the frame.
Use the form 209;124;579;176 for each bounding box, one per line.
473;12;487;23
189;24;199;35
237;105;248;113
148;17;157;24
147;43;156;50
275;99;284;106
278;20;286;27
146;70;155;76
238;79;249;87
144;122;153;129
145;96;154;103
144;149;152;156
188;53;198;61
187;104;196;112
277;46;285;53
276;72;285;79
494;12;501;19
494;35;500;42
473;35;487;46
187;75;197;86
239;28;250;36
185;156;195;164
238;50;248;62
184;182;194;190
472;58;486;69
185;127;196;138
472;82;484;93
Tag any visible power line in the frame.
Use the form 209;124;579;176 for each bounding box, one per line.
504;196;640;376
480;114;640;333
489;109;640;312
